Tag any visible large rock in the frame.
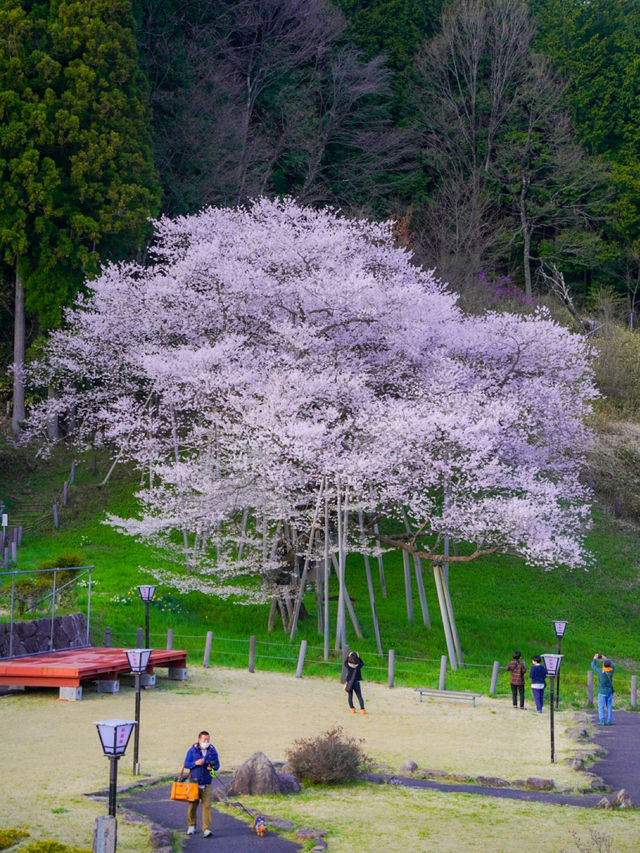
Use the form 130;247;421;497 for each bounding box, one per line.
399;760;418;774
611;789;634;809
525;777;554;791
226;752;300;796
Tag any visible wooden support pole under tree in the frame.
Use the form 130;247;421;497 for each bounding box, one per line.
295;640;307;678
290;479;325;640
439;655;447;690
335;479;347;650
490;660;500;696
91;452;97;475
323;492;330;661
70;460;76;484
63;481;68;506
402;549;414;624
401;508;430;628
316;559;323;635
442;537;464;666
249;635;256;673
53;504;59;529
268;597;277;633
330;554;363;639
358;511;383;655
341;645;350;683
432;564;458;670
373;523;387;597
388;649;395;688
203;631;213;667
237;508;249;561
587;670;594;706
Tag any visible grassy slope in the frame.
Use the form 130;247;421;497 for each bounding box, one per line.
2;445;640;706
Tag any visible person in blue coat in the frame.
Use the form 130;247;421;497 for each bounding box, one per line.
183;730;220;837
529;655;547;713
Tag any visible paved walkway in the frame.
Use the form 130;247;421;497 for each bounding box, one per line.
590;709;640;804
120;782;302;853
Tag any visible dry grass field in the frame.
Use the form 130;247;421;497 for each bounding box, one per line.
1;665;639;852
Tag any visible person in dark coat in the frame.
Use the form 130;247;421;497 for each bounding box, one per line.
529;654;547;713
183;730;220;837
506;650;526;708
344;650;367;714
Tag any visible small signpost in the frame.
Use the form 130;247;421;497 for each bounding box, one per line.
542;653;563;763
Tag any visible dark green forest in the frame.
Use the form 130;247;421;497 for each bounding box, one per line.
2;0;640;429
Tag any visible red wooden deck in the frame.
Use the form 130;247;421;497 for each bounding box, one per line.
0;647;187;689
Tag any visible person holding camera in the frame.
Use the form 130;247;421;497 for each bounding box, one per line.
591;654;615;725
183;730;220;837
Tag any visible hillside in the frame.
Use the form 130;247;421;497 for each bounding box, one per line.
2;442;639;707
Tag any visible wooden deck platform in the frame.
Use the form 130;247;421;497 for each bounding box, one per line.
0;647;188;700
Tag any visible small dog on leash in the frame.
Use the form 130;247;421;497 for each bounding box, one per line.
252;815;267;837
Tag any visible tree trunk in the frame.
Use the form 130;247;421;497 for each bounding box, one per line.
12;260;25;434
519;175;532;298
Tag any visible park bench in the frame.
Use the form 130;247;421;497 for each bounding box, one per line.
414;687;482;707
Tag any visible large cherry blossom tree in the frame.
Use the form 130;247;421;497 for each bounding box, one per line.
24;198;597;661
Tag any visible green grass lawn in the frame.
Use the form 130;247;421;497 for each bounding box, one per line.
2;444;640;708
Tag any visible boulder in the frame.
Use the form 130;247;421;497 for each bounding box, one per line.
568;758;585;771
595;797;612;809
525;777;554;791
295;828;327;841
225;752;300;796
611;789;634;809
399;760;418;773
476;776;510;787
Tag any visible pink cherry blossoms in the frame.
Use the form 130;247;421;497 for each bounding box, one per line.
23;198;597;650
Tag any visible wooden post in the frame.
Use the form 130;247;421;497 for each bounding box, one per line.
388;649;395;688
290;480;324;640
3;547;8;570
439;655;447;691
63;481;69;506
490;660;500;696
374;523;387;597
11;540;17;565
17;526;22;547
341;645;350;683
330;555;363;639
401;509;430;628
249;635;256;673
166;628;173;650
70;460;76;484
203;631;213;667
631;675;638;710
137;627;143;647
432;565;458;670
53;504;59;529
358;511;383;655
587;670;594;706
296;639;307;678
323;492;330;661
402;550;414;623
91;452;97;475
105;627;111;647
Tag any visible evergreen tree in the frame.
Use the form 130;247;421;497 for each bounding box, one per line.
0;0;160;431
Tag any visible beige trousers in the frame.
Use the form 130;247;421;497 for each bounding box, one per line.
187;784;212;832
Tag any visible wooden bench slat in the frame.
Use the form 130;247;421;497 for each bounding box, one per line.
414;687;482;707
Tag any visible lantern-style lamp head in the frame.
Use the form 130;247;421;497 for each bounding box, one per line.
542;653;564;676
95;719;136;757
138;585;156;602
553;620;568;638
125;648;152;674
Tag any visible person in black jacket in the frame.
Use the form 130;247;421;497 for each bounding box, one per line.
344;651;367;714
183;730;220;837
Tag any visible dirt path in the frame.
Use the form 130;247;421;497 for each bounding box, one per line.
589;710;640;804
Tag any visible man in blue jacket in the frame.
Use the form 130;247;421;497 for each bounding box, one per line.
184;730;220;837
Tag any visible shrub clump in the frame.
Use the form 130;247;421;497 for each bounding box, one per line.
285;726;371;785
0;828;29;850
23;842;90;853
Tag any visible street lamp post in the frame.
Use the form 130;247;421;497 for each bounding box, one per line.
138;585;156;649
94;719;136;817
125;648;152;775
553;620;567;709
542;654;563;763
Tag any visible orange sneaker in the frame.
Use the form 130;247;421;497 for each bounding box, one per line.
350;708;356;713
361;709;367;714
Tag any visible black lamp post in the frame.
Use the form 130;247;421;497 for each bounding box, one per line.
94;719;136;818
553;620;567;709
125;648;152;775
542;653;563;763
138;585;156;648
